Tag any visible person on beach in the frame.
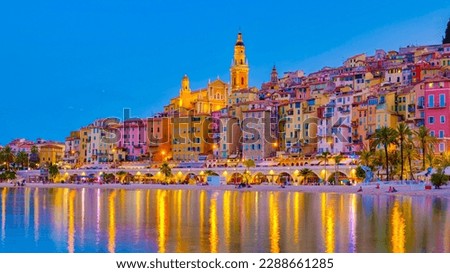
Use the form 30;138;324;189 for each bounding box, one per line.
388;186;392;193
376;183;380;189
392;187;398;193
357;186;362;192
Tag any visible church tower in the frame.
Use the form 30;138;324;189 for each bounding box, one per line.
230;32;249;91
179;74;191;108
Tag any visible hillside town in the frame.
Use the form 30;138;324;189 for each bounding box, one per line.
2;28;450;183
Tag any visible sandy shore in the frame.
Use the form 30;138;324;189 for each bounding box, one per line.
1;181;449;199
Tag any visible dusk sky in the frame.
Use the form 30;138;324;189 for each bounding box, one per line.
1;0;450;145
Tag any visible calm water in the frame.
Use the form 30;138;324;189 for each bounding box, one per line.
0;187;448;253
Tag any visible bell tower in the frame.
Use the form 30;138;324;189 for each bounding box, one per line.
179;74;191;108
230;32;249;91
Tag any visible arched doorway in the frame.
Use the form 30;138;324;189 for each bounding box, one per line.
327;172;349;185
277;172;293;185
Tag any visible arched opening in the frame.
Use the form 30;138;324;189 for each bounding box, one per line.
300;171;320;185
183;173;199;184
327;172;349;185
252;172;268;185
276;172;293;185
228;173;243;185
241;77;244;85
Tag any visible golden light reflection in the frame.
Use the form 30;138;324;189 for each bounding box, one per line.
321;193;336;253
67;190;76;253
176;190;185;252
136;190;141;226
1;188;7;243
223;191;231;251
108;191;117;253
199;190;206;252
209;192;219;253
157;190;168;253
96;188;101;246
293;192;301;244
391;200;406;253
81;188;85;245
33;188;39;243
24;188;30;231
269;192;280;253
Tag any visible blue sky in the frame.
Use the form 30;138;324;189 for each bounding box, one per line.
1;0;450;145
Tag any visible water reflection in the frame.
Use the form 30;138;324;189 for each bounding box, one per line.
0;187;448;253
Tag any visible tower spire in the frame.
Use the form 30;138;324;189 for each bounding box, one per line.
230;32;249;91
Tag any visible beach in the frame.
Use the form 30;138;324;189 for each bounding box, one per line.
1;181;449;199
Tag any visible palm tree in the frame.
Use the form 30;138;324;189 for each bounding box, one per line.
396;123;412;182
436;152;450;168
414;126;438;170
299;168;314;185
359;148;373;168
159;162;172;184
0;146;15;171
48;163;59;182
242;159;255;186
29;145;40;169
15;151;29;170
371;127;398;181
318;151;331;183
333;153;344;185
404;142;418;180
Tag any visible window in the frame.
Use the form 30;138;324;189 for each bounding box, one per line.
441;115;446;123
439;143;445;152
430;131;435;137
428;95;434;107
428;116;435;124
439;94;446;107
439;130;444;138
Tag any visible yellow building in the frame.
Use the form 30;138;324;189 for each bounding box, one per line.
148;115;172;162
39;144;65;166
172;113;213;161
164;75;228;116
376;91;400;129
230;32;249;91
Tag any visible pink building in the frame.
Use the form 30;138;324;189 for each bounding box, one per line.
119;118;148;161
210;110;221;158
423;77;450;153
8;138;35;154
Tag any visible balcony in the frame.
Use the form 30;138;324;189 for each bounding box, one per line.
407;104;415;112
351;121;359;127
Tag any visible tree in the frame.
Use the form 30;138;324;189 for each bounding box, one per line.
242;159;255;186
396;123;412;182
359;149;373;168
48;163;59;182
29;145;40;169
116;171;129;184
371;127;398;181
317;151;331;183
443;19;450;44
430;168;449;189
299;168;314;185
355;166;366;180
414;126;438;170
159;162;172;184
0;146;15;171
333;153;344;185
404;142;418;180
15;151;29;170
